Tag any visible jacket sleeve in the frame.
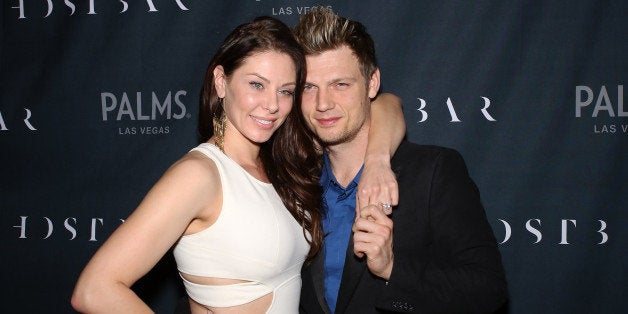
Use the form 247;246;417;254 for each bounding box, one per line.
376;148;508;313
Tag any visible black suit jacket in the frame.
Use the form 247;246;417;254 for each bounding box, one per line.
300;141;508;313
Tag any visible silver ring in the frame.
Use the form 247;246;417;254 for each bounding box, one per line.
380;202;392;212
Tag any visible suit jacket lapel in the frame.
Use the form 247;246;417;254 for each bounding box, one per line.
334;233;367;313
310;248;332;313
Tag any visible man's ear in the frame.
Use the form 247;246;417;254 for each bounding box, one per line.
213;65;227;98
368;68;381;99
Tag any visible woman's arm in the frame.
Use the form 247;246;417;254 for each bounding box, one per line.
71;154;219;313
358;93;405;210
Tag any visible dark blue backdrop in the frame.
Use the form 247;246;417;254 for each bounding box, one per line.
1;1;626;313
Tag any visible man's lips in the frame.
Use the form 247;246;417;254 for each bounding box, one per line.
315;117;340;127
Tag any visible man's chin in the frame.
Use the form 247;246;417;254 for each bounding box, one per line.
316;135;344;146
315;128;361;147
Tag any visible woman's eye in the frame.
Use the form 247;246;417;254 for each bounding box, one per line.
250;82;263;89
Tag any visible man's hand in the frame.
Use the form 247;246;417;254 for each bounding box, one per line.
353;203;394;280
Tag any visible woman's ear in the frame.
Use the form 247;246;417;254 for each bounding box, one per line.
213;65;226;98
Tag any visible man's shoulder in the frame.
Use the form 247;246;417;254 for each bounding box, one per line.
395;140;462;162
392;141;472;183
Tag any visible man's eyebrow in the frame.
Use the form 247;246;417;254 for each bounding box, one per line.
306;77;358;85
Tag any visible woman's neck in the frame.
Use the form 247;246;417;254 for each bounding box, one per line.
209;134;268;183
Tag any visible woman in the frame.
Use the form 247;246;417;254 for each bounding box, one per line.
71;16;403;314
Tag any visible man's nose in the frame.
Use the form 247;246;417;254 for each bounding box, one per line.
315;88;333;112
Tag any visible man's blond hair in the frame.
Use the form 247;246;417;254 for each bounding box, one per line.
293;7;378;82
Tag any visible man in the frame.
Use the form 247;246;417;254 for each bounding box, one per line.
293;8;508;314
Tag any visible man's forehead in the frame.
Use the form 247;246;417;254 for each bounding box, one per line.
305;49;361;80
306;46;356;61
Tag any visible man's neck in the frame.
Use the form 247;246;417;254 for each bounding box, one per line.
325;128;369;187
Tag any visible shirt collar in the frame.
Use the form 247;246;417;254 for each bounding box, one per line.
320;151;364;192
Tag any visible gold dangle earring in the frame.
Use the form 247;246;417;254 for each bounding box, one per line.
213;100;226;151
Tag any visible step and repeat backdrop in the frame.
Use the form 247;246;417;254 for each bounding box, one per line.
1;1;626;313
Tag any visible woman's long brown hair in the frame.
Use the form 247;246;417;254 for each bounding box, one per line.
198;16;322;260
